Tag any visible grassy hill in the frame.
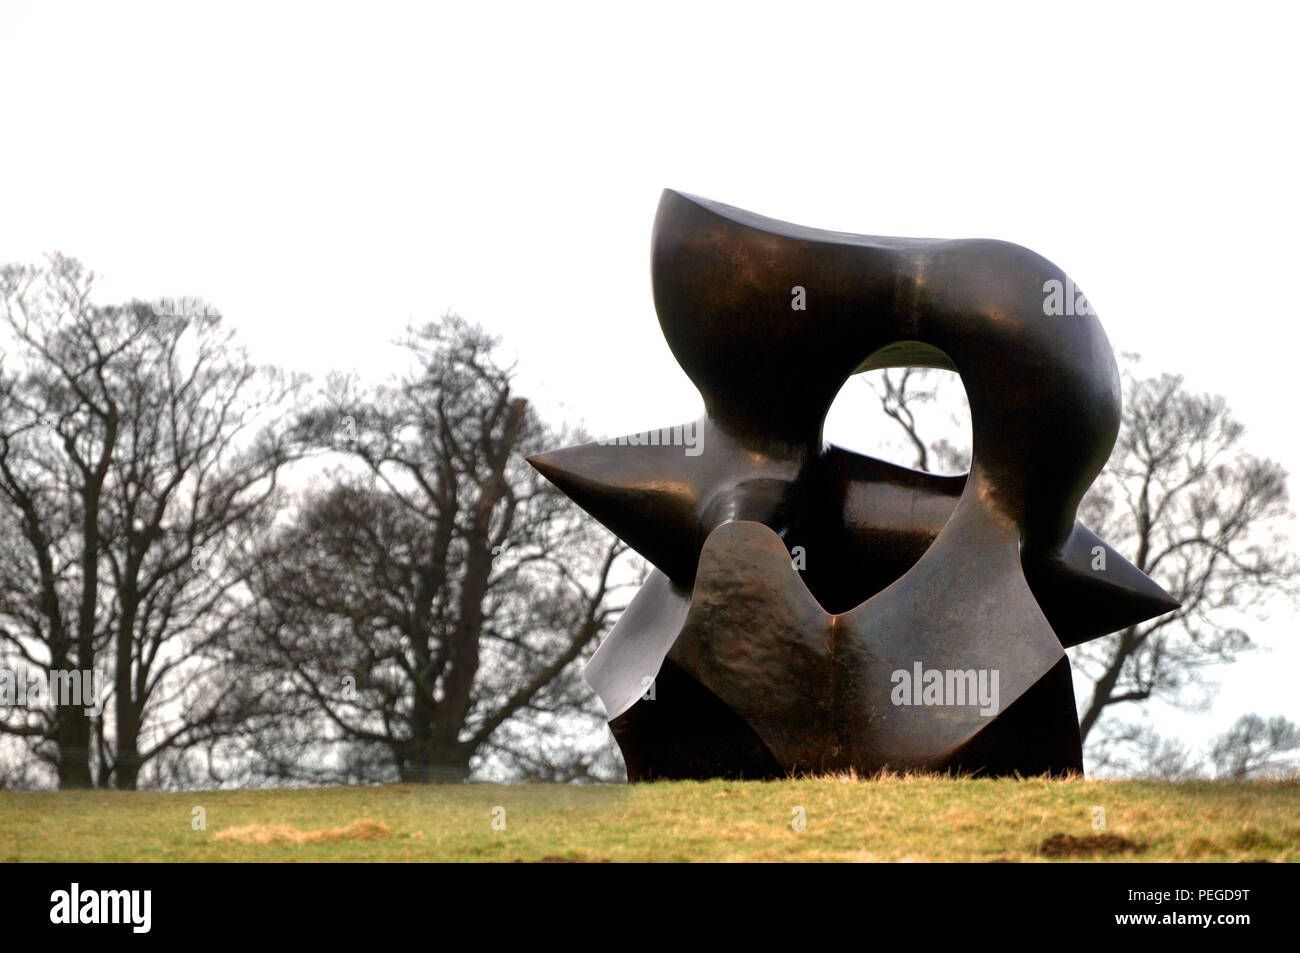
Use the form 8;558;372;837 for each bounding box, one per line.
3;775;1297;862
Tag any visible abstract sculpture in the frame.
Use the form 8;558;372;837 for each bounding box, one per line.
529;190;1179;779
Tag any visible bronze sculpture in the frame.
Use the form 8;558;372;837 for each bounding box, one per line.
529;190;1179;779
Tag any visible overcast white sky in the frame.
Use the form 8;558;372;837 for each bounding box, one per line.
2;1;1296;767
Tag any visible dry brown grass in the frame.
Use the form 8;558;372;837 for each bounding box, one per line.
213;818;391;846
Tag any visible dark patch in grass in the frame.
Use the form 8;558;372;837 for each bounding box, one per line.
512;856;611;863
1040;833;1147;857
1230;827;1282;852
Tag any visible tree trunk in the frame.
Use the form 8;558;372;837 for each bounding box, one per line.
1078;627;1134;743
398;748;470;783
54;705;93;789
114;594;141;789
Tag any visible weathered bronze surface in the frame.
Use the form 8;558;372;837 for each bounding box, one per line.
529;190;1179;779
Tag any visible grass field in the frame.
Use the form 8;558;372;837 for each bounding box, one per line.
3;775;1298;862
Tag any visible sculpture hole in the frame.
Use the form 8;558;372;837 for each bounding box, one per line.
824;367;971;476
796;366;972;614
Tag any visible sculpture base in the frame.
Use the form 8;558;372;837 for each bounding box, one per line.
611;657;1083;781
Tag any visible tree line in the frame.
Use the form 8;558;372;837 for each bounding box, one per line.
0;255;631;789
2;254;1296;788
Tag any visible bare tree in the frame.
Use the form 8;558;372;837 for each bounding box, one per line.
0;254;304;788
0;733;44;790
862;367;970;474
1082;712;1300;781
225;314;631;783
1083;720;1201;781
1209;714;1300;780
1072;368;1297;744
858;358;1297;767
